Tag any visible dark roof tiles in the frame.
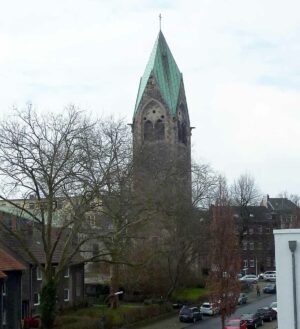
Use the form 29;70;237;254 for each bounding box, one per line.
0;248;25;271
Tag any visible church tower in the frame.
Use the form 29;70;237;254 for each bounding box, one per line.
132;31;192;205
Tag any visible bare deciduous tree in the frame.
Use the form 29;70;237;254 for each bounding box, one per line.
77;118;154;308
230;173;261;244
0;105;98;328
192;162;219;208
230;173;261;207
207;182;240;329
0;107;140;326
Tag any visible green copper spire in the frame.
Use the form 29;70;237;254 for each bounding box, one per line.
134;31;182;116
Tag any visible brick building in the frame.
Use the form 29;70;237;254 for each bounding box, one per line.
0;208;85;320
0;248;25;329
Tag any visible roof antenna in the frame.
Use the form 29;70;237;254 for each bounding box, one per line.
159;13;162;31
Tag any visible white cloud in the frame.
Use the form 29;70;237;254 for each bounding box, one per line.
0;0;300;195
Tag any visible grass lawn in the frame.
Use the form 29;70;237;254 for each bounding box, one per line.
172;287;208;302
56;288;208;328
56;303;171;329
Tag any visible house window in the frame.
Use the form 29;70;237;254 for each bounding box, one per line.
243;241;247;250
64;267;70;278
88;214;96;227
249;228;254;235
64;289;69;301
2;281;6;296
258;242;263;250
33;293;40;305
258;226;263;234
250;260;255;268
265;227;271;234
36;267;42;281
243;260;248;268
249;242;254;250
2;309;7;325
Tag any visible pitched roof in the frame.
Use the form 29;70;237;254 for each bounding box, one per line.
0;206;84;266
0;228;83;265
0;271;7;279
0;248;25;271
134;31;182;117
267;198;298;211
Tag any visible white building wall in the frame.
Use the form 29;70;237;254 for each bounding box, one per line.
274;229;300;329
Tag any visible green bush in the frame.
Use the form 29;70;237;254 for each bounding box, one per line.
56;303;173;329
171;287;208;302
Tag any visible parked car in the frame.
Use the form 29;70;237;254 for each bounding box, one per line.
270;301;277;312
263;284;276;294
258;273;264;280
240;312;264;328
264;271;276;281
239;275;258;284
172;301;185;309
238;293;248;305
200;302;220;315
225;318;247;329
256;307;277;321
179;306;202;323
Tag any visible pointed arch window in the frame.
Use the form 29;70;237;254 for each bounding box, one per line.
181;123;187;145
178;121;187;145
177;121;182;143
154;119;165;140
144;120;154;141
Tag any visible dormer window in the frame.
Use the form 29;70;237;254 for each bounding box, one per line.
64;267;70;278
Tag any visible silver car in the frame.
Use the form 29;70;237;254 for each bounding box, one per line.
239;274;258;284
200;302;219;316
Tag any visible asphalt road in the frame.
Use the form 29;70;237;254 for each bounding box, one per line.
139;294;277;329
188;295;277;329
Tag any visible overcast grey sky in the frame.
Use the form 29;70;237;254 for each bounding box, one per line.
1;0;300;197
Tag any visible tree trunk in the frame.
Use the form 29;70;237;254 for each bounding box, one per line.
221;312;225;329
40;279;57;329
110;263;120;309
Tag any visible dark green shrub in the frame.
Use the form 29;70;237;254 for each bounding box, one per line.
40;279;56;329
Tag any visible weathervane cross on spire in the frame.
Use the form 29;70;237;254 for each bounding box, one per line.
159;13;162;31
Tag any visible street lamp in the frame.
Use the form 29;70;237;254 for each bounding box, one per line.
289;240;298;329
100;291;124;329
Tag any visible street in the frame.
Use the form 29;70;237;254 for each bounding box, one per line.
191;295;277;329
140;294;277;329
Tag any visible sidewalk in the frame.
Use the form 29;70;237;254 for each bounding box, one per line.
246;281;275;304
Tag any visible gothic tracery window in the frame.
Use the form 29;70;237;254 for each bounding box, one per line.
181;123;187;145
178;121;187;145
154;119;165;140
144;120;154;141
